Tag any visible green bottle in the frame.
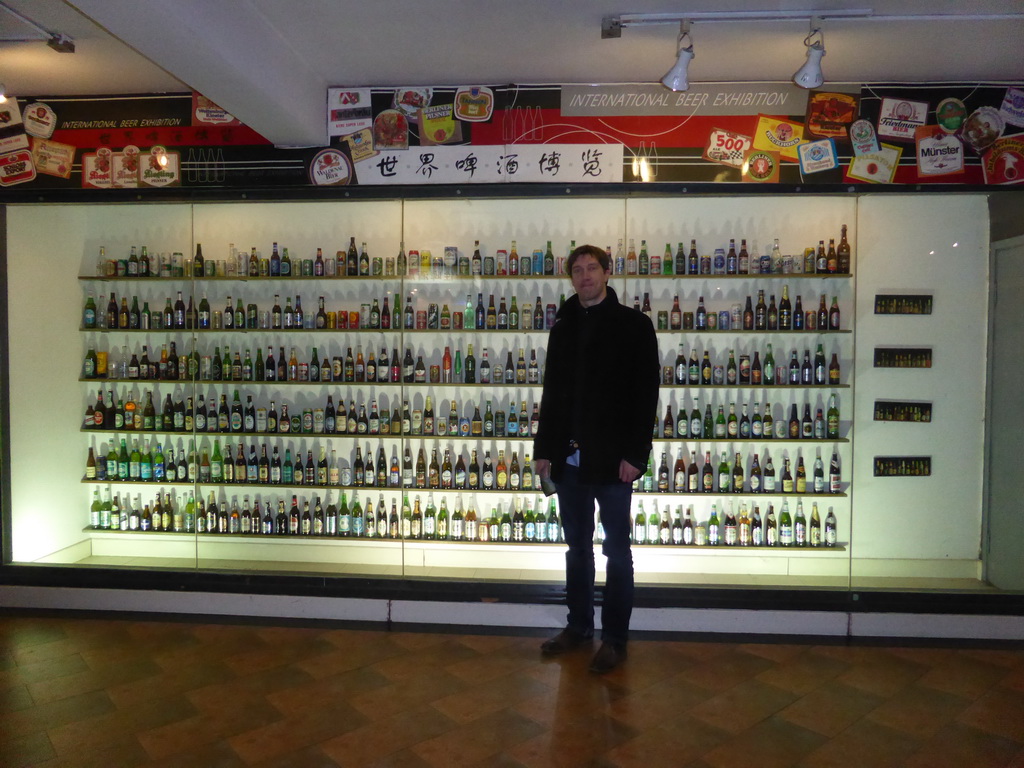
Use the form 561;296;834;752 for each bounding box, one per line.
129;440;141;480
718;451;731;493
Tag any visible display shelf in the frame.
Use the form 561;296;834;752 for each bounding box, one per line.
84;431;542;442
69;201;858;578
81;273;854;282
633;491;848;498
82;477;848;498
662;383;849;389
82;526;847;551
654;329;851;335
650;437;849;443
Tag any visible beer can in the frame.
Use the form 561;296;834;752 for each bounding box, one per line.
313;409;325;433
718;310;731;330
657;311;669;330
739;355;751;383
360;303;370;328
805;311;817;330
683;312;694;330
713;365;725;384
349;310;359;328
707;313;717;330
327;311;336;329
429;365;440;383
416;310;427;329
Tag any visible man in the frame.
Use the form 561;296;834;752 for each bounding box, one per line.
534;243;660;673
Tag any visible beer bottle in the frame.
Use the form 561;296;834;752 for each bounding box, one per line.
754;290;767;330
717;451;731;493
837;225;851;274
779;285;792;330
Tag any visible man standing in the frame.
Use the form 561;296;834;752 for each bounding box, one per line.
534;243;660;673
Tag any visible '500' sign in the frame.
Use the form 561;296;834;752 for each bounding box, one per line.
703;129;752;169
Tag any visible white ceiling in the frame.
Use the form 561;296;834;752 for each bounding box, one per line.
1;0;1022;147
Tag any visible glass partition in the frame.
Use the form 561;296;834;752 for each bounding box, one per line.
1;193;1003;594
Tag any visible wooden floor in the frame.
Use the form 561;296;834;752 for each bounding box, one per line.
2;611;1024;768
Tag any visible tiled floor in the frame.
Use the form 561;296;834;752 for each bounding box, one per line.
2;612;1023;767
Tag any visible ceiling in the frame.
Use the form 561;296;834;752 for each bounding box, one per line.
1;0;1022;147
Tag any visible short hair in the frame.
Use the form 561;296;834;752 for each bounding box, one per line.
566;244;610;275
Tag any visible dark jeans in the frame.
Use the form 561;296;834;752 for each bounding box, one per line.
556;464;634;645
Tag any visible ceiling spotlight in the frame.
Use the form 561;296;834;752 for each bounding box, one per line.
661;22;694;92
46;33;75;53
793;19;825;89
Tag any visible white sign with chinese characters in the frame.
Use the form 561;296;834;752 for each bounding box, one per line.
354;143;623;185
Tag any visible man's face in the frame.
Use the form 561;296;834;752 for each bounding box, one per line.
570;254;610;307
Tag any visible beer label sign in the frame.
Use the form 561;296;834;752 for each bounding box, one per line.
703;128;752;168
804;92;858;141
22;102;57;138
981;137;1024;185
876;98;928;141
915;126;963;176
999;87;1024;128
82;149;113;188
752;116;805;162
0;148;36;186
140;146;180;187
850;119;880;156
848;143;902;184
327;88;373;137
454;86;494;122
742;149;780;182
935;98;967;133
112;145;141;187
798;138;838;174
30;136;75;179
309;148;353;186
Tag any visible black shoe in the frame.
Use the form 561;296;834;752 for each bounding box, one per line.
589;642;627;673
540;628;592;655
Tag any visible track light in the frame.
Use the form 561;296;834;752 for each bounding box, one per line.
660;22;694;92
793;20;825;89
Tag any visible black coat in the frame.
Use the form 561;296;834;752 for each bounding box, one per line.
534;286;661;484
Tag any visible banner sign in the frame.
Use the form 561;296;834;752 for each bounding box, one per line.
561;83;809;117
0;81;1021;193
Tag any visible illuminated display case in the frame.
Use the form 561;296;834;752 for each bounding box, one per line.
2;194;993;592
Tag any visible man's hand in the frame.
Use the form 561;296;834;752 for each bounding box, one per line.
619;459;641;484
535;458;551;478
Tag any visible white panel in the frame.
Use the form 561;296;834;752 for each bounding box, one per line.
852;195;988;568
6;203;193;562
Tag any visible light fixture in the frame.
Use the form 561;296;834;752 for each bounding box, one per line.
660;22;694;92
792;19;825;89
46;33;76;54
0;2;76;52
0;82;6;104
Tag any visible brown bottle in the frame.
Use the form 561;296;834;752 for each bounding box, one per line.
837;224;851;274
